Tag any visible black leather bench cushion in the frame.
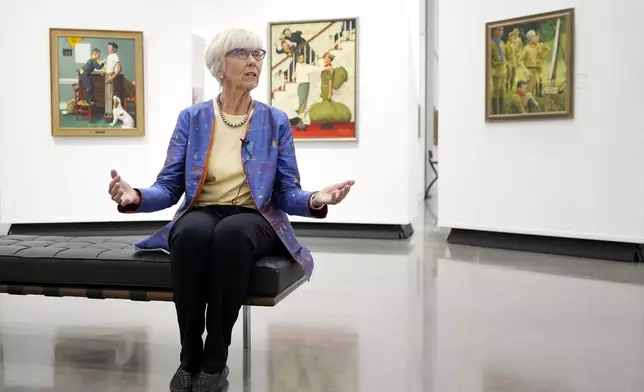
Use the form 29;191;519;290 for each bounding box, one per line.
0;235;304;297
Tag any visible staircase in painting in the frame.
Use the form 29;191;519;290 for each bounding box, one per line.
270;20;356;121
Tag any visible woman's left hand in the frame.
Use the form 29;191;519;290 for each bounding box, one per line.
312;180;355;207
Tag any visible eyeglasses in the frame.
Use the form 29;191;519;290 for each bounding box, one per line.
226;48;266;61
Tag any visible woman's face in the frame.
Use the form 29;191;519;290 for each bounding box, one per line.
224;49;263;91
323;54;331;66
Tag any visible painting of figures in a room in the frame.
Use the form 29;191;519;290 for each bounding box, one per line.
269;18;357;141
485;9;574;121
49;29;145;136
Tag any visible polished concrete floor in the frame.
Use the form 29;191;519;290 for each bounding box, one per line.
2;202;644;392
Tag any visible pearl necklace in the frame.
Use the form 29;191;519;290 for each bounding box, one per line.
217;93;254;128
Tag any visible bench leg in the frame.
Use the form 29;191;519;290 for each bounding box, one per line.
243;304;251;352
242;305;251;391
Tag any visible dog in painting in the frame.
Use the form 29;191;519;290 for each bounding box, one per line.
111;95;135;128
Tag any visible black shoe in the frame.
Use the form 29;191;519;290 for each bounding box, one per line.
192;366;229;392
170;366;193;392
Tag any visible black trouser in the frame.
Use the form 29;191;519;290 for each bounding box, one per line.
168;205;280;374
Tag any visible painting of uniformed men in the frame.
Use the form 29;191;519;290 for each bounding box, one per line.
485;9;574;121
269;18;358;141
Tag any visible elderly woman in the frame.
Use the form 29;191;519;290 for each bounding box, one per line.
107;28;354;392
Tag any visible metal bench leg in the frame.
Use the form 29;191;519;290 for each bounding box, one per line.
243;305;251;351
242;305;251;391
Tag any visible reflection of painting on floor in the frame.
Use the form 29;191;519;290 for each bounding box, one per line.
486;9;574;121
49;29;145;136
268;325;359;392
53;327;148;390
269;18;358;141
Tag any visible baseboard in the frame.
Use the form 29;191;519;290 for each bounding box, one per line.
8;221;414;240
8;221;169;237
291;222;413;240
447;228;643;262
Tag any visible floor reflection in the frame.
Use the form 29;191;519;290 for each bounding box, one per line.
1;201;644;391
267;325;358;392
53;328;147;391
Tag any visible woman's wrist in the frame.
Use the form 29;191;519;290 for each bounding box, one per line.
309;192;324;209
133;190;142;206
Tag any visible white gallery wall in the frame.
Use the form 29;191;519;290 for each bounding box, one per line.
0;0;424;226
191;35;206;105
0;0;193;224
433;0;439;113
424;0;438;192
191;0;424;225
438;0;644;243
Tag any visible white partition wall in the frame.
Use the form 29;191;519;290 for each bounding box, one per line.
0;0;193;225
0;0;425;228
423;0;437;193
438;0;644;243
192;0;424;226
192;0;423;224
191;34;206;105
0;191;6;235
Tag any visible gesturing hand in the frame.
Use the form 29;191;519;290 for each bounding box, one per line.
311;180;355;208
108;169;140;207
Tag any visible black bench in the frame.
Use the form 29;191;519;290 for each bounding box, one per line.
0;234;306;383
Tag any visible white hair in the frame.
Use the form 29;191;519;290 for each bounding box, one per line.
205;29;263;86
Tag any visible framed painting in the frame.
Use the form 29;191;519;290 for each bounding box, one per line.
49;28;145;136
485;8;574;121
268;18;358;141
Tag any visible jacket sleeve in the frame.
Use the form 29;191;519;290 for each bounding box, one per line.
273;111;327;218
118;110;188;214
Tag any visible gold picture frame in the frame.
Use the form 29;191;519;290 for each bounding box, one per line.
485;8;574;122
268;18;358;142
49;28;145;136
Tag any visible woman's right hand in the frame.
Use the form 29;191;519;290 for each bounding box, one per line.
109;169;140;206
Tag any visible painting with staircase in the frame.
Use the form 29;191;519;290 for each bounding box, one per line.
269;18;357;141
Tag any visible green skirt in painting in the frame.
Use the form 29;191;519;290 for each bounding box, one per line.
309;67;352;123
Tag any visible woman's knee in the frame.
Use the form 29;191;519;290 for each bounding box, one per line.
212;217;255;257
213;212;277;260
169;210;217;250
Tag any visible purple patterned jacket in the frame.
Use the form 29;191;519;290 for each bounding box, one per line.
118;99;327;279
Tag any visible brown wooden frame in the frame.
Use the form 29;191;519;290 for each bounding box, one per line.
49;28;145;136
485;8;575;122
